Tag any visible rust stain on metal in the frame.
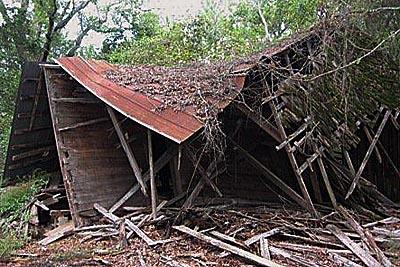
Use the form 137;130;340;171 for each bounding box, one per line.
56;57;245;143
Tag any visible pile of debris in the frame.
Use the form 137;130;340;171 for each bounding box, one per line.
33;199;400;266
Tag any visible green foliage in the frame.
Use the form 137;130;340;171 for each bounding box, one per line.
0;231;25;259
105;0;321;66
0;172;48;258
0;172;48;219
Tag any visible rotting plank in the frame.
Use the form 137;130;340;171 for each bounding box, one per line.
327;224;382;267
230;139;309;211
346;110;391;199
173;225;283;267
107;106;147;196
147;130;157;220
337;206;392;266
59;117;108;131
109;145;177;213
94;203;155;246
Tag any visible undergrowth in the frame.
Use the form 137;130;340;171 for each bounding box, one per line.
0;172;49;259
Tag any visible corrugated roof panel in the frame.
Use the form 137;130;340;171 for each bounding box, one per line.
56;57;204;143
56;57;245;143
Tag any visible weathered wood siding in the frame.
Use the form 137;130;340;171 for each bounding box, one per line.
3;62;59;181
44;68;148;226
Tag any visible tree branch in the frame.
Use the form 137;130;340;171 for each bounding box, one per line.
54;0;91;32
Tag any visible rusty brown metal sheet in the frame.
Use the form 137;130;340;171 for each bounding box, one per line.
56;57;245;143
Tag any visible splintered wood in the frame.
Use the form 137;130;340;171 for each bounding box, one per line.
38;199;400;266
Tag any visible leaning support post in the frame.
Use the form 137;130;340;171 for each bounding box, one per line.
107;106;147;196
265;88;317;217
147;129;157;220
346;110;391;199
230;138;309;211
109;145;177;213
317;156;337;208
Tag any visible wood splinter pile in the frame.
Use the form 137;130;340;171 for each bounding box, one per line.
40;200;400;266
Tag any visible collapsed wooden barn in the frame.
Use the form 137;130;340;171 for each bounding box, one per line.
3;30;400;230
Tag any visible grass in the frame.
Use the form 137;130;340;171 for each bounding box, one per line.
0;172;49;259
0;232;25;259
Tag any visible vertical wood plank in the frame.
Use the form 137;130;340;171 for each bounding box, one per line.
107;106;147;196
147;129;157;220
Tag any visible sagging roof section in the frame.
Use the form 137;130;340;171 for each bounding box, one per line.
56;57;246;143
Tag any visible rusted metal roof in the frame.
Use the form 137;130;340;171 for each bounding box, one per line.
56;57;245;143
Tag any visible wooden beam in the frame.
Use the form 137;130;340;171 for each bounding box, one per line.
147;130;157;220
170;155;183;195
310;169;323;203
297;151;320;175
182;159;223;210
346;110;391;199
337;206;392;266
314;145;337;209
107;106;147;196
265;94;317;216
109;145;177;213
12;145;55;161
276;120;309;150
28;73;44;131
390;114;399;130
244;227;283;246
343;150;356;176
59;117;108;132
184;147;223;197
52;97;100;104
173;225;283;267
363;126;383;164
235;103;282;143
327;224;382;267
230;139;309;211
94;203;155;246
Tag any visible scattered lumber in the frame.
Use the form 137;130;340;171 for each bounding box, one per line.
244;227;284;246
327;224;383;267
39;221;74;246
94;203;155;246
173;225;284;267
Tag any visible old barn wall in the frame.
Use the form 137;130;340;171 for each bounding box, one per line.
44;68;148;226
3;62;59;181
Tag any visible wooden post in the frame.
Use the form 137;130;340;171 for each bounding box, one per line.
230;139;309;210
266;96;317;216
316;156;337;209
363;126;383;164
107;106;147;196
343;150;356;176
109;145;177;213
346;110;391;199
147;129;157;220
170;156;183;195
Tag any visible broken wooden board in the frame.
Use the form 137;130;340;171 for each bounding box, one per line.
173;225;283;267
327;224;382;267
39;221;74;246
